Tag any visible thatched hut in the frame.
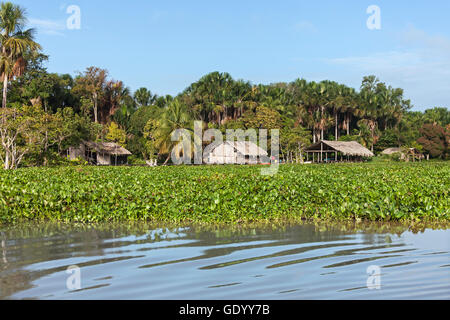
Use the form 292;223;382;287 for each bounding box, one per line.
204;141;268;165
381;147;424;161
68;141;132;166
381;147;402;155
305;140;374;163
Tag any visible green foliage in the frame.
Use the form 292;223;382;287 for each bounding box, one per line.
423;107;450;127
151;99;193;164
0;2;42;109
126;135;148;159
134;87;156;107
242;105;281;130
0;162;448;224
129;105;159;136
106;122;127;147
390;152;402;162
375;129;399;153
127;155;147;165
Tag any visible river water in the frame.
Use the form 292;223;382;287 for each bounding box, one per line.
0;222;449;300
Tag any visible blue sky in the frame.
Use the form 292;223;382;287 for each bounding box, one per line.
13;0;450;111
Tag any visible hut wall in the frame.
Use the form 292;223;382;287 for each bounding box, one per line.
97;154;111;165
206;144;237;164
68;145;85;161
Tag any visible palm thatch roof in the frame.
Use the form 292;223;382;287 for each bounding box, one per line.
228;141;268;157
83;141;132;156
203;141;268;158
305;140;374;157
381;147;402;155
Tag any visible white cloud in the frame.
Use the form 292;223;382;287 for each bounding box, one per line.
29;18;66;36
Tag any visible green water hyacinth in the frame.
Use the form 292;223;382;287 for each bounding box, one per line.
0;162;448;224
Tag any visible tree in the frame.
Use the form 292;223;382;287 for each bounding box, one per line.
0;2;41;108
182;72;236;124
129;105;160;136
0;105;41;169
134;87;156;107
417;123;449;159
280;123;311;163
101;80;131;124
242;105;281;130
423;107;450;127
54;107;93;153
106;122;127;147
72;67;108;123
152;99;192;164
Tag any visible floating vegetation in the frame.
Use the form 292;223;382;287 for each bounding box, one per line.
0;162;448;224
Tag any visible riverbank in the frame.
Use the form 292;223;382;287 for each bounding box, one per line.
0;162;448;225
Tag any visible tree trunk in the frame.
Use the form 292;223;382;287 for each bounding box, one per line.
93;93;98;123
299;142;303;163
163;153;171;165
371;129;374;152
2;74;8;109
346;113;350;135
321;106;324;141
4;151;9;170
335;112;338;141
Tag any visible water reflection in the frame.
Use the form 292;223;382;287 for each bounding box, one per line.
0;221;449;300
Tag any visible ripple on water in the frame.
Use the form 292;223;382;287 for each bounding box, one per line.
0;223;449;300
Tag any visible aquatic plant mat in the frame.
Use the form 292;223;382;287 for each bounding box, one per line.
0;162;448;224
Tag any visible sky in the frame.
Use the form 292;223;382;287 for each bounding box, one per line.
12;0;450;111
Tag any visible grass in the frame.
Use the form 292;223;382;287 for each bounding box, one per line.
0;162;449;224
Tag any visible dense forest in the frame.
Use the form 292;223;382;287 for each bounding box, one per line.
0;2;449;169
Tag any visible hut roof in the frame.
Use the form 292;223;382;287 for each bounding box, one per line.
83;141;132;156
305;140;374;157
206;141;268;157
381;147;402;155
227;141;268;157
382;147;423;155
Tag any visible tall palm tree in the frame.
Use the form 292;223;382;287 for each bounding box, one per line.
0;2;41;109
341;87;358;136
153;99;193;164
134;87;156;107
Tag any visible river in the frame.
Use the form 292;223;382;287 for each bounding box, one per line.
0;221;449;299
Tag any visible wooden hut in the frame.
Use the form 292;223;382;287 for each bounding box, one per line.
204;141;268;165
305;140;374;163
381;147;402;155
381;147;424;162
68;141;132;166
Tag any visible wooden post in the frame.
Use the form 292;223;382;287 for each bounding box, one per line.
335;151;337;162
320;142;323;163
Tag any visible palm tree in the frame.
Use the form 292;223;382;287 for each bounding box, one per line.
0;2;41;109
153;99;193;164
340;87;358;136
183;72;234;125
134;87;156;107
